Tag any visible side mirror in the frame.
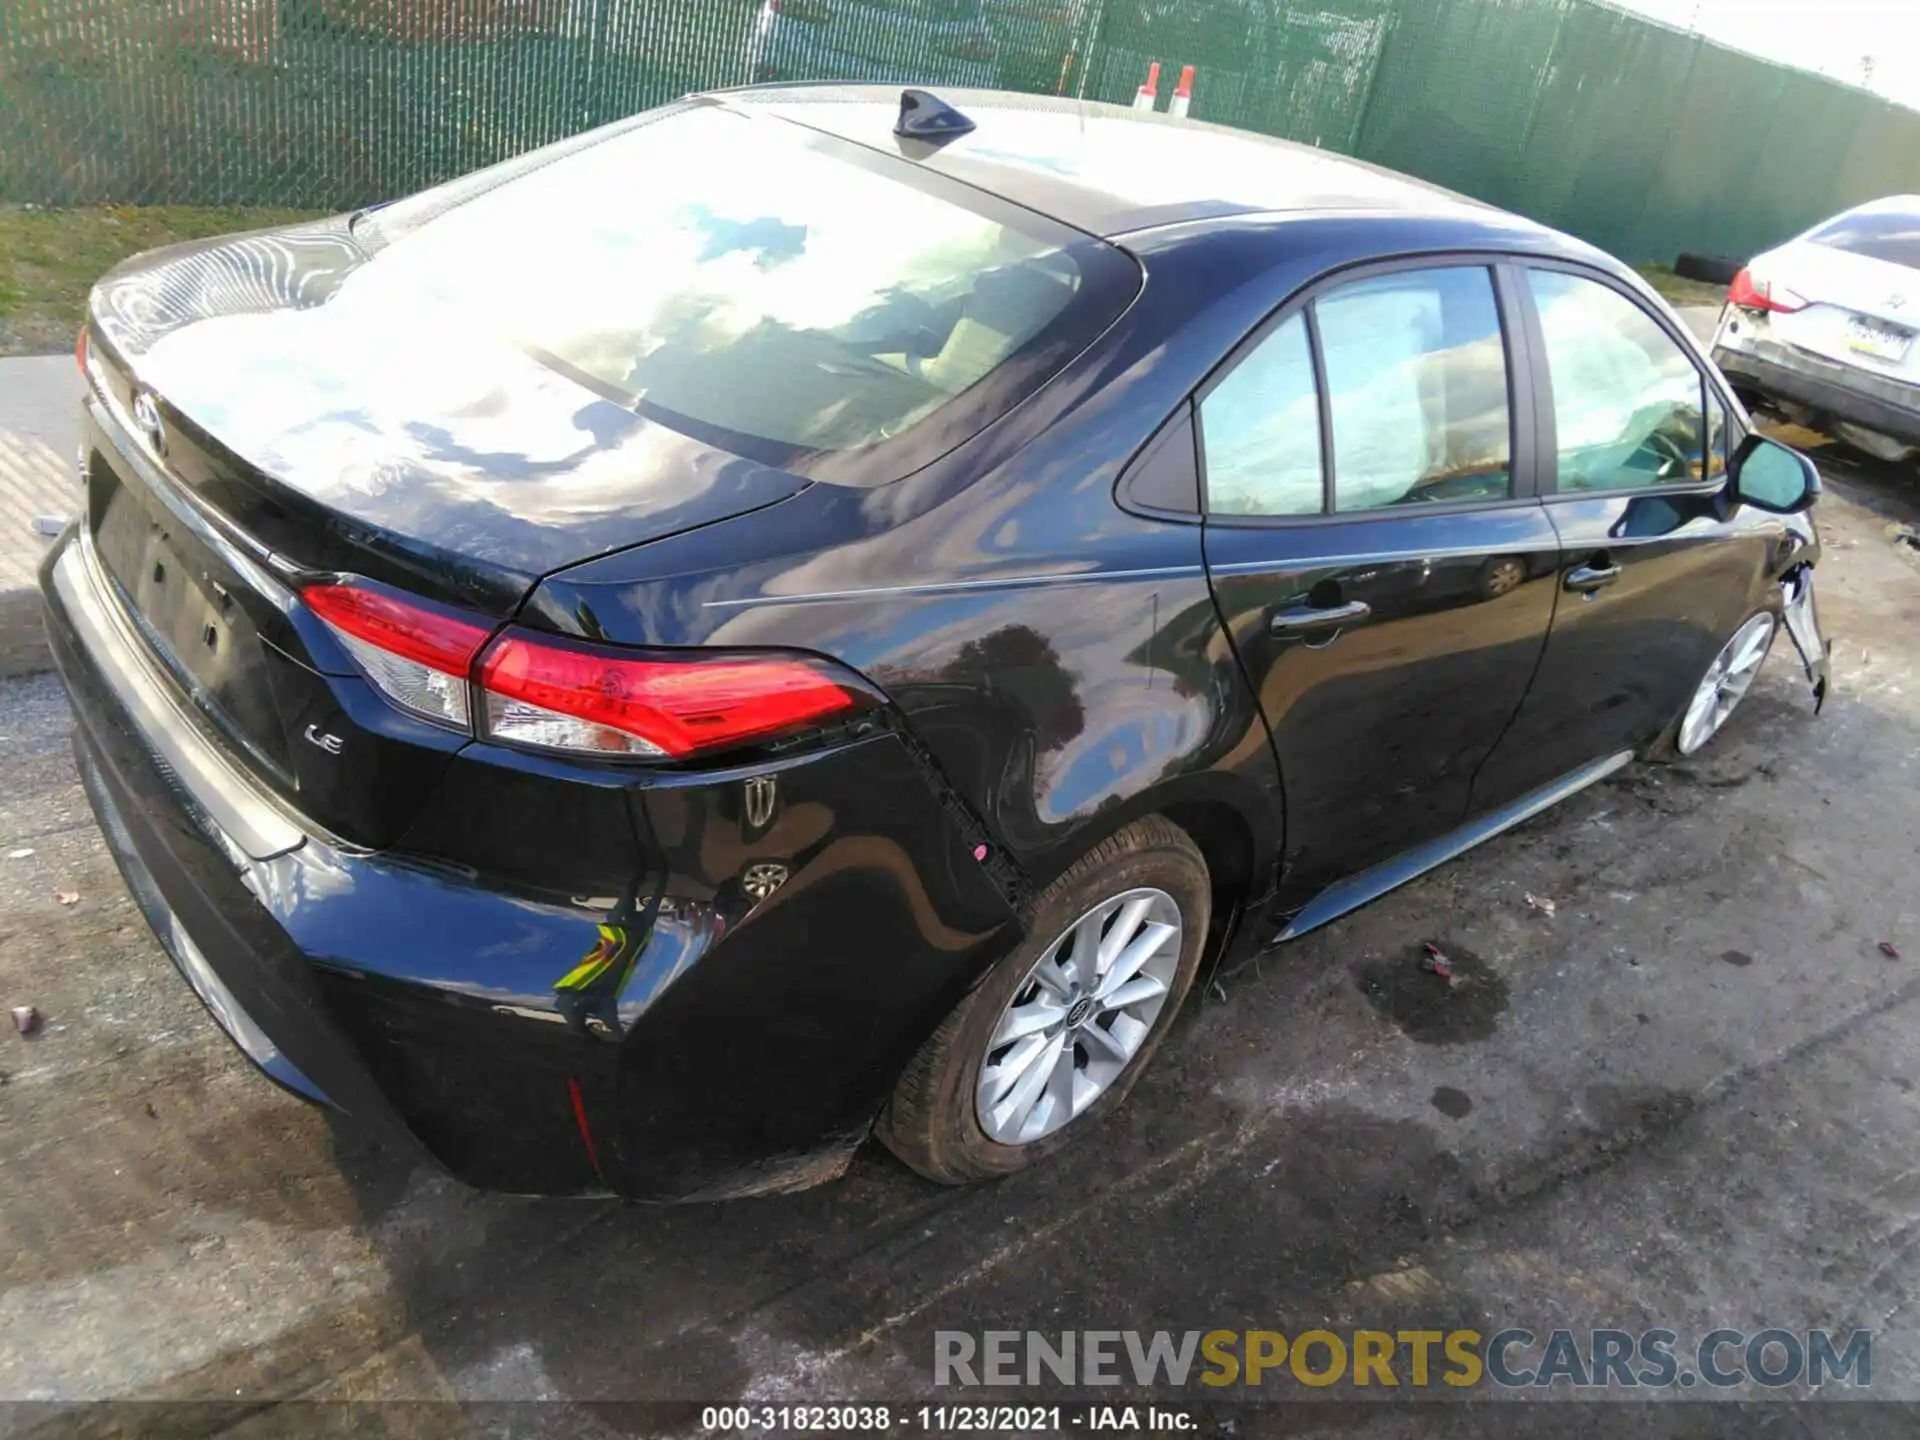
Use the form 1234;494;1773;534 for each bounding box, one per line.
1729;433;1821;514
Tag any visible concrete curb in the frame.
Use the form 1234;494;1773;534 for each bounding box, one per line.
0;584;48;679
0;354;84;678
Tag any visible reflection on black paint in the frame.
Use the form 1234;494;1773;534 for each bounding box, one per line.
1480;484;1768;807
1127;593;1224;701
1330;551;1557;625
1610;487;1726;541
552;879;658;1042
947;625;1085;754
88;221;364;350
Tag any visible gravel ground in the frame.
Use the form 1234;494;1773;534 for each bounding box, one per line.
0;449;1917;1438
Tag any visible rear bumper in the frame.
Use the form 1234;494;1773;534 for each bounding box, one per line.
45;530;424;1149
1713;326;1920;447
42;527;1020;1198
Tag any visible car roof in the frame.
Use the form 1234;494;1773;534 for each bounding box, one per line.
707;83;1521;240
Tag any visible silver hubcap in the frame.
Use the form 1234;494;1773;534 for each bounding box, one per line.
1678;612;1776;755
976;887;1183;1145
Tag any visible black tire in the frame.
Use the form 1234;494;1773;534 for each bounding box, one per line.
876;815;1210;1185
1674;251;1745;286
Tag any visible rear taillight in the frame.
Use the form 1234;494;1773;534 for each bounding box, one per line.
303;580;872;759
1728;267;1809;314
304;581;491;729
477;631;865;758
76;324;89;376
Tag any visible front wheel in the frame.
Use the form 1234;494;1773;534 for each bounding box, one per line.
1649;610;1778;760
876;816;1209;1185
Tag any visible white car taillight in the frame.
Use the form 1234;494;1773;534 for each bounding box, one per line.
1729;267;1810;314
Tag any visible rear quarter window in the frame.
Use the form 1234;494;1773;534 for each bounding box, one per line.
346;103;1137;479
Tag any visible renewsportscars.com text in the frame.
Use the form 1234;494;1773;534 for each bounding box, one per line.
933;1328;1872;1390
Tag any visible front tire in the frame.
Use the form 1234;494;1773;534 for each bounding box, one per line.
1648;609;1778;760
876;816;1209;1185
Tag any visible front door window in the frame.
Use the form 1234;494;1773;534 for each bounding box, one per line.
1527;269;1711;491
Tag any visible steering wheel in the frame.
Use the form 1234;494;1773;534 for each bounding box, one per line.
1642;428;1694;481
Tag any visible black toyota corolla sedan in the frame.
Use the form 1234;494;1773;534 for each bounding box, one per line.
44;85;1831;1199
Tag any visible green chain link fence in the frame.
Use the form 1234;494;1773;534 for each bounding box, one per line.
5;0;1920;260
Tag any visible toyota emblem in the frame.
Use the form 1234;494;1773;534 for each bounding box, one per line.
132;391;166;457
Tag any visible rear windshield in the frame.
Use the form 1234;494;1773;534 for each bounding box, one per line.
352;104;1134;472
1808;202;1920;272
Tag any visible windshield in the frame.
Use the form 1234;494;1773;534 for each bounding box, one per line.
353;104;1124;464
1808;200;1920;272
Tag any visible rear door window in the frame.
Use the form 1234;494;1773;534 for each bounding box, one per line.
1316;267;1512;511
1197;264;1514;517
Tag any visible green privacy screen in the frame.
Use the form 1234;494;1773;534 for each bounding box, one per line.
5;0;1920;261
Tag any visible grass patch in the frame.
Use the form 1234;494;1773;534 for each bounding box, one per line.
0;205;327;356
1636;263;1730;309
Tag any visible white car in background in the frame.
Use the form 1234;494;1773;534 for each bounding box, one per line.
1712;195;1920;463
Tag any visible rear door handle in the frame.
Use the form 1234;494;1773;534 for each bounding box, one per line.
1564;561;1622;594
1270;599;1371;634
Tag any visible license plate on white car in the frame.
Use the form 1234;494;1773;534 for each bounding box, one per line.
1846;313;1916;361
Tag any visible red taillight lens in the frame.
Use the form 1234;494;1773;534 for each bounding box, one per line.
1728;267;1808;314
477;630;865;759
303;581;492;729
76;324;89;376
1727;269;1767;309
303;578;871;758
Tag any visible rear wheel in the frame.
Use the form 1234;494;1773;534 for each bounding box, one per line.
1648;610;1777;760
876;816;1209;1184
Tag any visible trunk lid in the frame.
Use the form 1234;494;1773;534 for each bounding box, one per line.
82;221;807;847
89;223;810;615
76;104;1133;845
1764;239;1920;387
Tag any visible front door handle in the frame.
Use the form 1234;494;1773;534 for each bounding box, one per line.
1270;598;1371;635
1564;561;1622;594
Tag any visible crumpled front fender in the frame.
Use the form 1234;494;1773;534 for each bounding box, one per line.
1779;563;1830;713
